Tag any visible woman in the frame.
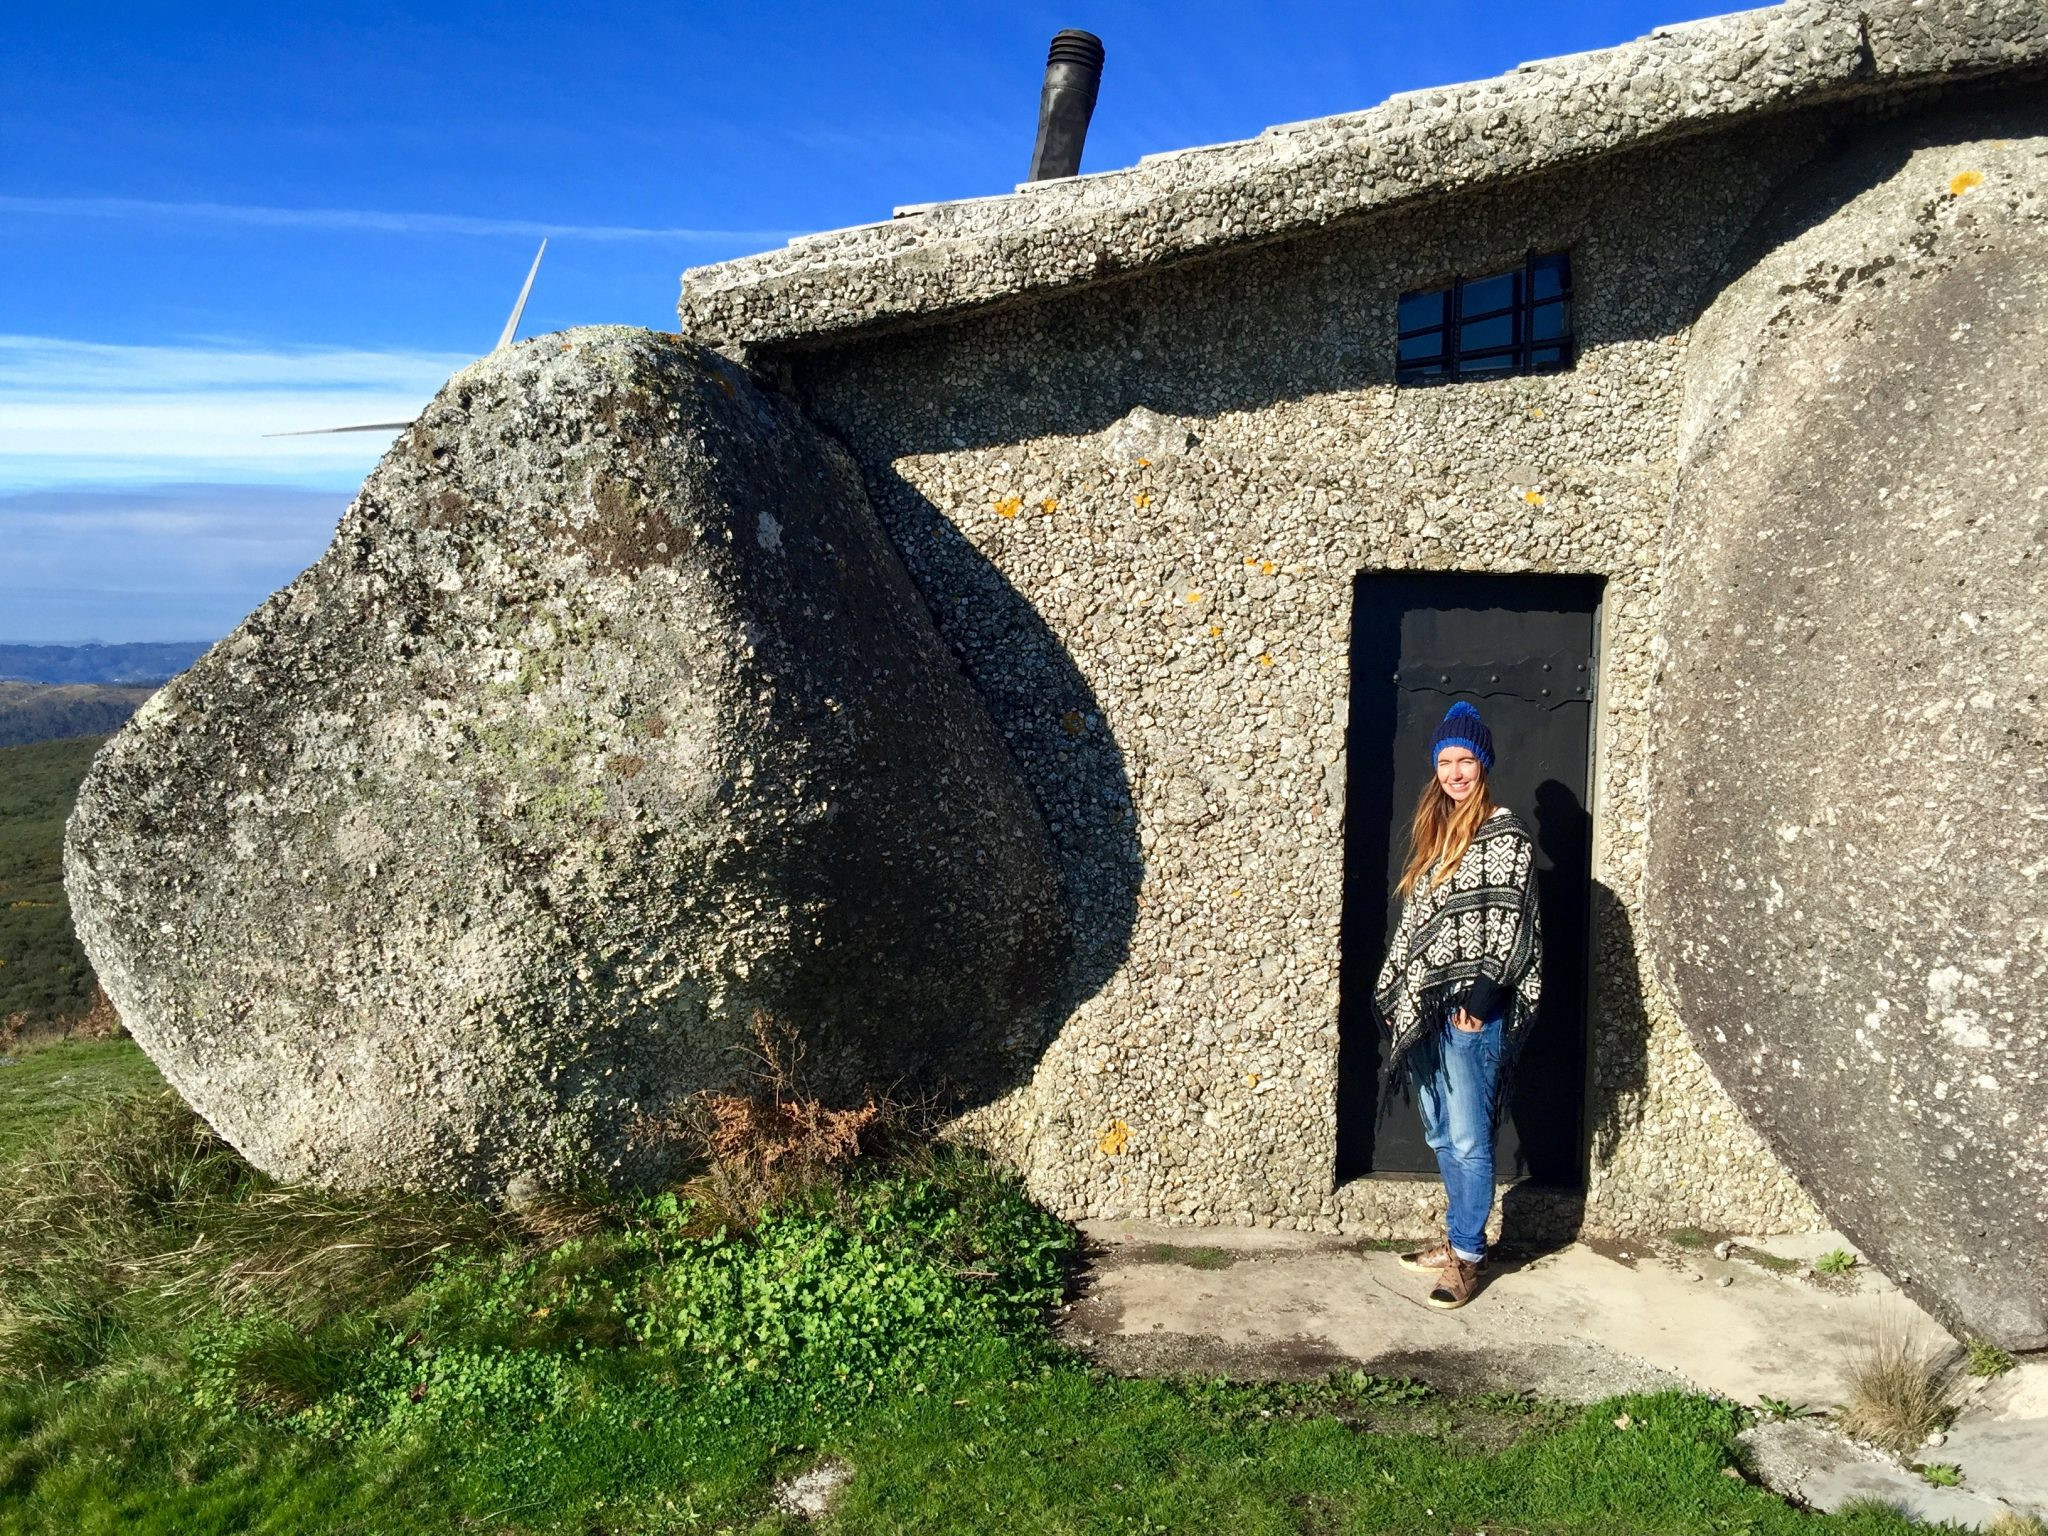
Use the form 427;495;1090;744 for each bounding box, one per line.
1372;700;1543;1310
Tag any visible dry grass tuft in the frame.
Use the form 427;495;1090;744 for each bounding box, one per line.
0;1089;522;1381
2;1010;926;1383
1986;1509;2048;1536
1837;1316;1962;1454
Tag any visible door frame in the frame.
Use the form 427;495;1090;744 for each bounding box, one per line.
1333;568;1606;1192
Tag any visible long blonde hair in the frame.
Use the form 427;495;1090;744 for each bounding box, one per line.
1395;768;1497;897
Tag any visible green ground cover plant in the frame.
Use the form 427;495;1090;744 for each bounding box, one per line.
0;1039;1946;1535
1966;1338;2016;1379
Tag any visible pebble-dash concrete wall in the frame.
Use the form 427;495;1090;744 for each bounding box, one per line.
769;120;1859;1241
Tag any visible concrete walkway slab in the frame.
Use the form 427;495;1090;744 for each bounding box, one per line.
1063;1221;2047;1529
1742;1420;2016;1529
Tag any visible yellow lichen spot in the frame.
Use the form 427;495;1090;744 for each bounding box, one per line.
1260;560;1276;575
1134;491;1152;508
1531;407;1546;419
1247;1073;1260;1086
994;496;1023;518
1184;590;1202;604
1244;556;1258;567
1060;709;1086;737
1098;1119;1131;1156
1229;888;1242;898
1137;457;1151;467
1523;489;1545;506
1208;624;1222;637
1950;169;1984;196
1040;497;1059;514
1257;653;1274;667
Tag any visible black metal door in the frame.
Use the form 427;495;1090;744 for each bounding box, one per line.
1336;572;1599;1185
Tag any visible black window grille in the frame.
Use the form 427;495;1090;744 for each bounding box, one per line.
1396;251;1573;383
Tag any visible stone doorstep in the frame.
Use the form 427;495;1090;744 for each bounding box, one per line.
1064;1220;2048;1530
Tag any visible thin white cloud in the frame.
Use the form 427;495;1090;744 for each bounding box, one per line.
0;193;799;244
0;335;468;488
0;333;470;393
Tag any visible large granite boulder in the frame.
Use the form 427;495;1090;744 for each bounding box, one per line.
65;326;1068;1197
1647;103;2048;1348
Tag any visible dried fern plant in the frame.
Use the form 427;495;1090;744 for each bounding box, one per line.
630;1011;906;1229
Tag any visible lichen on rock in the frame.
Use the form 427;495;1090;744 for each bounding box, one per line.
64;326;1069;1197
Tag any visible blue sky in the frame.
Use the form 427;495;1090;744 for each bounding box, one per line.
3;0;1727;642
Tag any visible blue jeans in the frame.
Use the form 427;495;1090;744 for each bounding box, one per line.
1410;1015;1505;1263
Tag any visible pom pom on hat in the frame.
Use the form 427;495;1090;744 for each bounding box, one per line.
1429;700;1495;771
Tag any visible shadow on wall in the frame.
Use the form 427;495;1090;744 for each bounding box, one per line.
1685;89;2021;374
772;92;1970;1138
783;110;1873;461
1584;880;1653;1176
1495;882;1652;1256
864;462;1143;1030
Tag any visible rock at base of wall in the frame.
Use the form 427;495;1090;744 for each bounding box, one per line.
1647;100;2048;1349
64;326;1068;1198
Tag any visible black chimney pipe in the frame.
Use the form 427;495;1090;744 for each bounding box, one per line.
1028;30;1104;182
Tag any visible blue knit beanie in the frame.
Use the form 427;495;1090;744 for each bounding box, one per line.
1429;701;1495;772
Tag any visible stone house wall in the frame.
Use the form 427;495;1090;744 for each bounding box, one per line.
760;109;1879;1241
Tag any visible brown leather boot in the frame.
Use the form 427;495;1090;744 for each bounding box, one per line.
1426;1257;1483;1310
1398;1238;1456;1272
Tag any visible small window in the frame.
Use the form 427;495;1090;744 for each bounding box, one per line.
1396;251;1574;384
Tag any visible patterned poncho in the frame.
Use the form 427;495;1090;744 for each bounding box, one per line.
1372;807;1544;1112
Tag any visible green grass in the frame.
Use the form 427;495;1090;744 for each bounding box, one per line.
1736;1245;1802;1275
0;1036;161;1161
0;734;107;1028
0;1041;1941;1536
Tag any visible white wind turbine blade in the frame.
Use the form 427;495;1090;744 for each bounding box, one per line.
268;239;551;438
263;421;416;437
496;238;546;351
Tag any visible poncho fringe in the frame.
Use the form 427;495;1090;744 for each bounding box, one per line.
1371;809;1544;1127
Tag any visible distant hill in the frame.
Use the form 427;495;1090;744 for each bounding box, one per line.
0;734;105;1032
0;640;212;685
0;682;158;749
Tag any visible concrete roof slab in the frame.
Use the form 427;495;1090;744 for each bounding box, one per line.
679;0;2048;352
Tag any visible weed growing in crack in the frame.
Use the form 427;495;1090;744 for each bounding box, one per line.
1814;1248;1858;1277
1965;1338;2016;1379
